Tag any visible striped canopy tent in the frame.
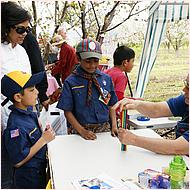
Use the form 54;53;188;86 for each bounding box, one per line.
134;0;189;98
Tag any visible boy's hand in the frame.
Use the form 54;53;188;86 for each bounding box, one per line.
111;126;118;137
42;126;55;144
79;128;97;140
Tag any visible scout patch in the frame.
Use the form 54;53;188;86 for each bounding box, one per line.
89;41;96;50
10;129;19;138
102;80;107;86
99;88;111;105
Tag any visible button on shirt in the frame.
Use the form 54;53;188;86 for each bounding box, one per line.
167;95;189;141
3;106;47;168
1;43;31;131
57;66;118;125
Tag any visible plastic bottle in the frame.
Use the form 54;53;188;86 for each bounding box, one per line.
169;156;186;189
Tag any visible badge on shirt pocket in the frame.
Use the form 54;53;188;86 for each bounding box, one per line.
99;88;111;105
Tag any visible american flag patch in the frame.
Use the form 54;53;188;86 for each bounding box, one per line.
10;129;20;138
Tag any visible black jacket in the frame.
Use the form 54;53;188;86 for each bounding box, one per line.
21;32;48;103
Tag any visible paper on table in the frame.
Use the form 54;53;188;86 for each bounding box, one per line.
121;178;144;190
72;173;127;190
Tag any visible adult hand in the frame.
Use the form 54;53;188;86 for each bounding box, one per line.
112;98;138;112
79;128;97;140
117;128;136;145
41;98;50;111
45;63;55;71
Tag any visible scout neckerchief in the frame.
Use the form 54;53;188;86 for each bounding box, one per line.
72;67;106;106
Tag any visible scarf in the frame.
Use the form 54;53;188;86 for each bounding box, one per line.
72;68;106;105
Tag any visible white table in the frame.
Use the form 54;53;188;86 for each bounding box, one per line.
128;117;178;129
48;129;188;189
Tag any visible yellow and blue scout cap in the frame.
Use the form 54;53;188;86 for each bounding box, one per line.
99;55;110;65
1;71;45;105
76;39;102;60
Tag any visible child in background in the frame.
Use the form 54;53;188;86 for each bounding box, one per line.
1;71;55;189
57;39;118;140
104;46;135;100
98;55;110;71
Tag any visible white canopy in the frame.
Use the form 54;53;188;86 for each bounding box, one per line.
134;0;189;98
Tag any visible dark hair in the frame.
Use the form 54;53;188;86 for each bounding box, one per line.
113;46;135;66
12;89;24;103
1;1;31;43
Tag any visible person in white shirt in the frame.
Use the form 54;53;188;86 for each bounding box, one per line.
1;2;32;188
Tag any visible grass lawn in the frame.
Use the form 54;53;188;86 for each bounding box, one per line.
126;47;189;102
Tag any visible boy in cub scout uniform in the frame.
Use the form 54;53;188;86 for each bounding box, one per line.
57;39;118;140
1;71;55;189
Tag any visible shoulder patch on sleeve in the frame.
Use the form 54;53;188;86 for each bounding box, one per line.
10;129;20;138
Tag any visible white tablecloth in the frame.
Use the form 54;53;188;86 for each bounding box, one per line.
48;129;188;189
128;117;178;129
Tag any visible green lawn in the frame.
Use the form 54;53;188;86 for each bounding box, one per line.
126;47;189;102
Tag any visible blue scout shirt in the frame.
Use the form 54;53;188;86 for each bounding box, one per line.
57;66;118;125
167;95;189;141
3;105;47;168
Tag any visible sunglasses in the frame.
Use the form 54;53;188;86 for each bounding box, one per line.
12;26;31;34
183;79;189;88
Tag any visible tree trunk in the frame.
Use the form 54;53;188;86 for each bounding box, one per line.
43;43;50;65
32;1;37;37
96;1;120;44
55;1;58;26
81;11;87;39
52;1;68;37
78;2;87;39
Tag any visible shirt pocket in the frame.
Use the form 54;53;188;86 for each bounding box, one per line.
72;86;86;106
72;85;86;96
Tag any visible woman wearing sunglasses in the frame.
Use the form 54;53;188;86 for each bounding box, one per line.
1;1;32;189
